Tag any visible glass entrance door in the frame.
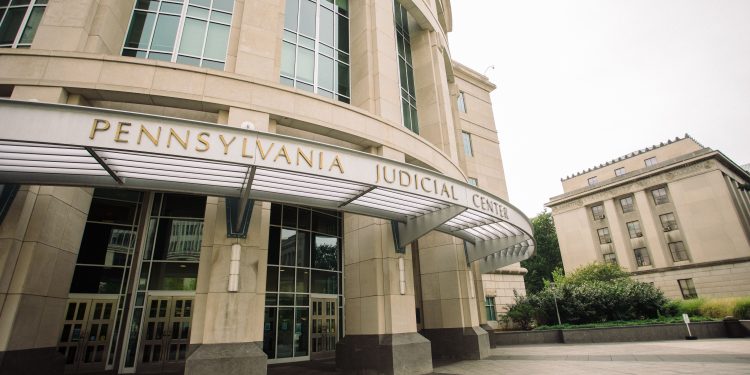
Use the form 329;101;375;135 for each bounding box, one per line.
310;297;337;359
58;298;117;373
137;295;193;373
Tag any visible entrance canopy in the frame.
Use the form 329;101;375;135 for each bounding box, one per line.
0;99;534;272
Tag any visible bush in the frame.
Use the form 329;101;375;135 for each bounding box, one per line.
700;298;735;319
733;297;750;319
522;263;667;325
668;298;705;316
505;292;535;330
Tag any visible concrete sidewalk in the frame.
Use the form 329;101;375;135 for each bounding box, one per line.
433;338;750;375
267;338;750;374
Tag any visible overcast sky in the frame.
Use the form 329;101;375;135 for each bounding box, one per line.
447;0;750;218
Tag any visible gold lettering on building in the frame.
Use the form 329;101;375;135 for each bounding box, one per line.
115;122;130;143
219;135;235;155
256;140;273;160
471;193;509;219
90;119;110;139
168;129;189;150
275;145;291;164
374;164;457;200
297;148;313;168
138;125;161;146
196;132;210;152
241;138;253;158
329;155;344;174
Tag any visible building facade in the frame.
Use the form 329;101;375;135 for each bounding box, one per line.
0;1;534;374
548;135;750;300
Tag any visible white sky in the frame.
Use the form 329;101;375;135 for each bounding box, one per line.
447;0;750;218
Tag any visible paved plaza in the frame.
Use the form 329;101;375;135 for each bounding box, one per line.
268;338;750;374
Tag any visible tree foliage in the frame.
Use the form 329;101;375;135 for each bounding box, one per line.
521;210;563;293
509;263;668;328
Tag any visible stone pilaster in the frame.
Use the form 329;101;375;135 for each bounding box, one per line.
418;232;489;360
336;215;432;375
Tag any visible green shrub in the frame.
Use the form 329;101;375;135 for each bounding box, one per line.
505;292;535;330
700;298;735;319
673;298;705;316
733;297;750;319
525;263;667;325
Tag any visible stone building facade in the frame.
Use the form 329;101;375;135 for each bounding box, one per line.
0;1;533;374
548;135;750;300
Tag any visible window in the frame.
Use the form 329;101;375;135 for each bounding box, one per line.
644;157;657;167
485;297;496;321
394;0;418;133
457;91;467;113
651;187;669;205
591;205;605;220
603;252;617;264
281;0;350;103
467;177;478;187
633;247;651;267
587;176;598;186
0;0;47;48
614;167;625;176
122;0;234;69
678;278;698;299
668;241;689;262
659;212;678;231
462;131;473;157
626;221;642;238
619;196;634;213
597;228;611;244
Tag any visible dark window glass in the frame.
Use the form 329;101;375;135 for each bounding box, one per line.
266;266;278;292
311;270;337;294
669;242;689;262
294;308;309;356
298;208;311;230
147;262;198;290
77;223;135;266
0;7;25;45
282;206;298;228
268;226;280;265
148;219;203;261
276;308;294;358
311;211;337;235
279;267;295;292
296;268;309;293
87;198;139;225
158;194;206;217
678;278;698;299
262;308;277;359
296;231;310;267
634;248;651;267
70;266;124;294
270;203;282;225
279;229;297;266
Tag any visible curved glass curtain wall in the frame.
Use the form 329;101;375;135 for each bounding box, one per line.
263;203;343;360
393;0;418;134
0;0;47;48
122;0;234;70
281;0;350;103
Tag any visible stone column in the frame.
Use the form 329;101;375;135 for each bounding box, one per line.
336;216;433;375
418;232;489;360
185;108;271;375
348;0;403;124
0;86;92;375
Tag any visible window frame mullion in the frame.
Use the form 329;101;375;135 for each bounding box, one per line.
11;0;37;47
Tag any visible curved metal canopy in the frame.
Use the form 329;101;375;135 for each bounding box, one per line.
0;99;534;272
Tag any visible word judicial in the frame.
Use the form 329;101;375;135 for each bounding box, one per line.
89;119;345;173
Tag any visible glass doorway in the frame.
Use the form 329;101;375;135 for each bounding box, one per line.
57;297;118;373
136;295;194;373
58;190;205;374
310;297;337;359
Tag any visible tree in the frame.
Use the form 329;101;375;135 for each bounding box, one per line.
521;210;563;293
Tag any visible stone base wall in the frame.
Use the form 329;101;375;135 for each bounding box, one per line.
482;272;526;316
632;260;750;299
491;321;744;347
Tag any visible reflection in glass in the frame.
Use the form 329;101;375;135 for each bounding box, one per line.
313;235;338;270
280;229;296;266
147;262;198;291
294;308;309;356
276;308;294;358
262;308;277;358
